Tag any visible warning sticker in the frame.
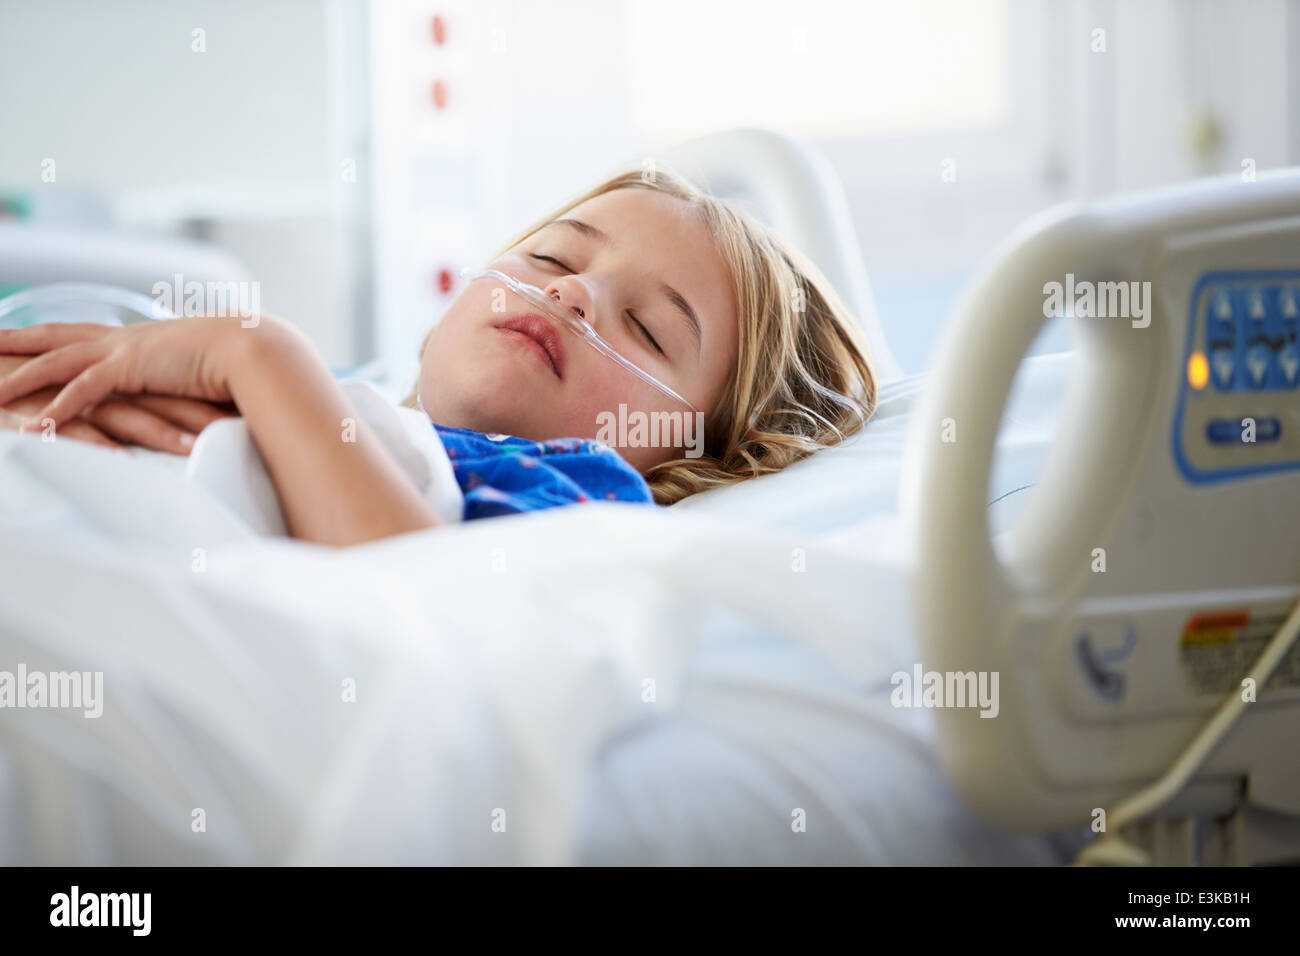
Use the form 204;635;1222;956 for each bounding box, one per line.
1179;609;1300;695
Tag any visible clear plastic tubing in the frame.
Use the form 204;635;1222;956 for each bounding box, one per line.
0;282;176;326
459;267;697;411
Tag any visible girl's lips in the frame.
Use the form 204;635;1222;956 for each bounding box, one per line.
493;313;566;378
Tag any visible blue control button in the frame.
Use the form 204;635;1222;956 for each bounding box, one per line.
1206;417;1283;444
1209;289;1235;321
1245;288;1269;323
1244;344;1272;389
1278;286;1300;322
1206;419;1240;443
1178;273;1300;486
1210;348;1236;389
1257;416;1283;442
1206;289;1237;346
1279;342;1300;388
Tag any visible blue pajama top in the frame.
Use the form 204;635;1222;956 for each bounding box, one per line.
432;425;656;520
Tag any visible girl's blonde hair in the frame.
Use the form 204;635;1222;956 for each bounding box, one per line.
406;164;876;505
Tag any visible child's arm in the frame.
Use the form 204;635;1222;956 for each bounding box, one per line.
223;318;442;545
0;317;442;546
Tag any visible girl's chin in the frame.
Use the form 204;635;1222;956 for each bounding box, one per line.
420;362;606;440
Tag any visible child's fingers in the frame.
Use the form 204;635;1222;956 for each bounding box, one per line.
87;400;197;455
0;341;102;406
0;323;116;355
19;361;118;433
126;394;237;433
50;419;125;450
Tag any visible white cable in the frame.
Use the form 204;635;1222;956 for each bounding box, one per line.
1075;594;1300;866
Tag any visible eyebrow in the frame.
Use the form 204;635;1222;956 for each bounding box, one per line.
544;218;702;354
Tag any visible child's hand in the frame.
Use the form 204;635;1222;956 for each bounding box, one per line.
0;353;236;453
0;318;247;435
0;382;236;453
0;397;122;449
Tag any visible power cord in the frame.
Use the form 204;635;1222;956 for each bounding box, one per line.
1075;594;1300;866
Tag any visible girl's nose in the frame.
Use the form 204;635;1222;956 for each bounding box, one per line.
547;276;594;326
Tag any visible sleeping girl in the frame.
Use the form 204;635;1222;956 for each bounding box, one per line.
0;166;876;545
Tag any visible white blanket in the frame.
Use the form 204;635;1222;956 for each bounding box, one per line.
183;380;465;537
0;369;1074;865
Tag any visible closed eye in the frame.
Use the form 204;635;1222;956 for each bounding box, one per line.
530;253;573;272
627;310;664;356
530;253;666;358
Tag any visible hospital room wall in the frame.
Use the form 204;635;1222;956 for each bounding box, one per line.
0;0;369;366
831;0;1300;374
368;0;642;389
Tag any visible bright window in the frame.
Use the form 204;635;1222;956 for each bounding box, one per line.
624;0;1011;142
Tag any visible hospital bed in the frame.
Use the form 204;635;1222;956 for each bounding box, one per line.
0;220;252;301
0;133;1297;866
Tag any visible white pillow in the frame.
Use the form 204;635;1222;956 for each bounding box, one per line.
670;352;1072;536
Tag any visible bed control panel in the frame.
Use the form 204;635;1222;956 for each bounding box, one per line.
1173;270;1300;483
909;172;1300;832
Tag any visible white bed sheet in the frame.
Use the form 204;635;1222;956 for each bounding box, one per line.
0;353;1080;864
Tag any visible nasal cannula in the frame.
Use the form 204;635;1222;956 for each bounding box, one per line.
458;267;697;411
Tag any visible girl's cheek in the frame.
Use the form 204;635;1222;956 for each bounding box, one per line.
584;367;637;415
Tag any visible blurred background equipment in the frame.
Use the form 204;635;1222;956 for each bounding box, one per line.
0;0;1297;385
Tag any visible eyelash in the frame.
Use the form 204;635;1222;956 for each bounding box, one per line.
529;253;664;357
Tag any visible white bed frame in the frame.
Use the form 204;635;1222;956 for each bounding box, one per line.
903;168;1300;865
